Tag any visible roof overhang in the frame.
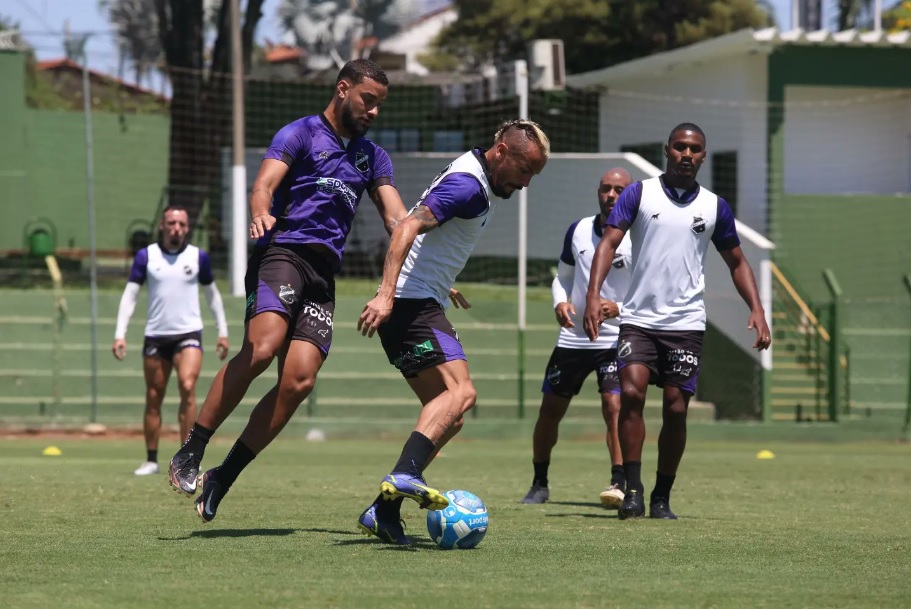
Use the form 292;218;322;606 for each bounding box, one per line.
567;27;911;88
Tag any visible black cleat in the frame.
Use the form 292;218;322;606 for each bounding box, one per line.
168;450;203;497
618;489;645;520
649;497;678;520
194;469;229;523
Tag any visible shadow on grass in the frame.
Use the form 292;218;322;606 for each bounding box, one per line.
546;511;620;520
333;536;439;551
547;501;605;509
158;527;306;540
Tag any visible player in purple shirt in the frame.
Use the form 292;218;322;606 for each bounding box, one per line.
168;59;408;523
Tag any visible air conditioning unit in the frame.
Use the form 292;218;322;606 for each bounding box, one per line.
527;39;565;91
494;60;527;100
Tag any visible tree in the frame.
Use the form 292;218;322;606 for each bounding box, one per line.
884;0;911;30
150;0;265;228
99;0;162;87
429;0;774;74
276;0;414;70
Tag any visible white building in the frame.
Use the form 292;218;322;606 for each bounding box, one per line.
567;27;911;236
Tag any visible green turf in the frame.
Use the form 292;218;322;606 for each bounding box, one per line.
1;435;909;609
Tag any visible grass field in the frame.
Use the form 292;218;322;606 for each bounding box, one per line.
3;431;910;609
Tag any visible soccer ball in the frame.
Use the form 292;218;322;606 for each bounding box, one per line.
426;490;488;550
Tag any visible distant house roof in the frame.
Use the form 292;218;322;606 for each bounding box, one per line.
264;44;307;64
568;27;911;87
37;58;168;101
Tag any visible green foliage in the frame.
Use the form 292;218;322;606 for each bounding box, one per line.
432;0;774;74
885;0;911;30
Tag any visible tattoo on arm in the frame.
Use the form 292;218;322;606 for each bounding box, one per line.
409;204;440;234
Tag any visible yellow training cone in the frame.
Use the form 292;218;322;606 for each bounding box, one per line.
756;449;775;460
42;446;62;456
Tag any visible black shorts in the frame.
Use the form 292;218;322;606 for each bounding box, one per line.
143;331;203;362
617;324;704;395
378;298;466;378
541;346;620;398
245;244;336;356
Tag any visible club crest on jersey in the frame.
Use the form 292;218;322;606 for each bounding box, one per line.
691;216;706;234
612;254;625;269
355;151;369;173
319;151;329;159
183;265;193;275
278;284;296;305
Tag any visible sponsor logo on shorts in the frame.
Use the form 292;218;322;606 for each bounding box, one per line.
392;340;435;370
301;300;333;329
691;215;706;235
178;338;201;349
278;284;296;305
144;346;158;356
319;151;329;159
599;360;618;376
618;340;632;359
667;349;698;377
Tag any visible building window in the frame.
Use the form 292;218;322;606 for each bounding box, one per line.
620;143;664;170
711;151;738;217
433;131;464;152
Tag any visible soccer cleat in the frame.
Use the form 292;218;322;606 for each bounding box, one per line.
618;489;645;520
168;450;202;497
521;483;550;504
194;469;229;523
599;483;625;509
379;472;449;511
133;461;160;476
357;503;410;545
649;497;678;520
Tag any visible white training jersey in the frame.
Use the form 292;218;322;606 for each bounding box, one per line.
127;243;215;336
553;215;632;349
605;176;740;331
396;148;494;305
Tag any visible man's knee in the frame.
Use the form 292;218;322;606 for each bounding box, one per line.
457;382;477;414
279;374;316;404
663;393;689;420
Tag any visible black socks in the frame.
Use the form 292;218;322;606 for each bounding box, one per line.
392;432;436;477
651;471;676;502
182;423;214;455
146;449;158;463
624;461;644;494
532;460;550;487
216;440;256;488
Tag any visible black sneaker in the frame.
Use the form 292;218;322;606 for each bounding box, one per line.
168;450;203;497
194;469;229;523
618;489;645;519
649;497;678;520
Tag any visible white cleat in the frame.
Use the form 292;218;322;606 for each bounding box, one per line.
133;461;160;476
599;483;625;509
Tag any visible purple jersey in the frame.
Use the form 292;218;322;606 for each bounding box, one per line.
261;114;394;269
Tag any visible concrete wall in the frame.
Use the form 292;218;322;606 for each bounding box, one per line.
783;86;911;195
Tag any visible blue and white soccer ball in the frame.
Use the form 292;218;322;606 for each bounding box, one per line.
426;490;488;550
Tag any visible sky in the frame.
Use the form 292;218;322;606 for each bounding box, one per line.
2;0;900;76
